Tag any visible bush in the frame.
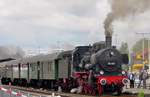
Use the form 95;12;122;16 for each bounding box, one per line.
138;89;145;97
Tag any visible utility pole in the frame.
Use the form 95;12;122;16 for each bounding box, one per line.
136;32;150;71
114;34;118;46
38;46;41;54
148;39;150;72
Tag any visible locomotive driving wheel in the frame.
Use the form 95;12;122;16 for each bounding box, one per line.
117;87;122;95
97;84;103;96
113;86;122;96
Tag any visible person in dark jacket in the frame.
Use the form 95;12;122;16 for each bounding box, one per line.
137;69;143;88
129;72;135;88
142;70;148;89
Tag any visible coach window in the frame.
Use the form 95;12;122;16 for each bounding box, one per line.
31;63;35;71
48;61;52;71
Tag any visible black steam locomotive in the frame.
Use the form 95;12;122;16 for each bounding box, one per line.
1;35;129;95
72;36;129;95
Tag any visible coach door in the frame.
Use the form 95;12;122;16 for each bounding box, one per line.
55;59;59;79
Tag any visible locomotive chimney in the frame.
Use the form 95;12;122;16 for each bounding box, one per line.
105;35;112;48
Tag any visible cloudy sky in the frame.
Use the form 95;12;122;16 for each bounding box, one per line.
0;0;150;56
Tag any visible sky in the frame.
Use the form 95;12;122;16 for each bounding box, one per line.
0;0;150;57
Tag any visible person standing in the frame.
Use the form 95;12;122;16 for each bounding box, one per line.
129;72;135;88
138;69;148;88
142;70;148;89
138;69;144;88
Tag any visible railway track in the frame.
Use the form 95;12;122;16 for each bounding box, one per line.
3;85;137;97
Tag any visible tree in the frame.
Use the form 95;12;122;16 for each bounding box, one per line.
119;42;130;70
132;38;150;71
132;38;149;54
119;42;129;54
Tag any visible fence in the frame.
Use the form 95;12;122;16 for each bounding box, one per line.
0;85;61;97
0;86;26;97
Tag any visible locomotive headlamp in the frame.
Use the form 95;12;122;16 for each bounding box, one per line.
100;79;107;85
100;70;104;75
122;78;129;85
122;71;126;75
110;51;114;55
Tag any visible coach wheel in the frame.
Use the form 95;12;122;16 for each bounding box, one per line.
22;79;27;87
43;81;49;89
30;80;34;87
37;80;42;88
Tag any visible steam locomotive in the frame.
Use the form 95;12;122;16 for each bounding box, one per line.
1;35;129;95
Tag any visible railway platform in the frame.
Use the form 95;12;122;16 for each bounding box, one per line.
123;88;150;97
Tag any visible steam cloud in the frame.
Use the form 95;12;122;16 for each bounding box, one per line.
104;0;150;36
0;46;25;59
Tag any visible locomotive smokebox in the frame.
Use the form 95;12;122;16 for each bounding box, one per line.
105;35;112;47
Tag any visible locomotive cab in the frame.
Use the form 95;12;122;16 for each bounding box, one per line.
72;46;92;71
